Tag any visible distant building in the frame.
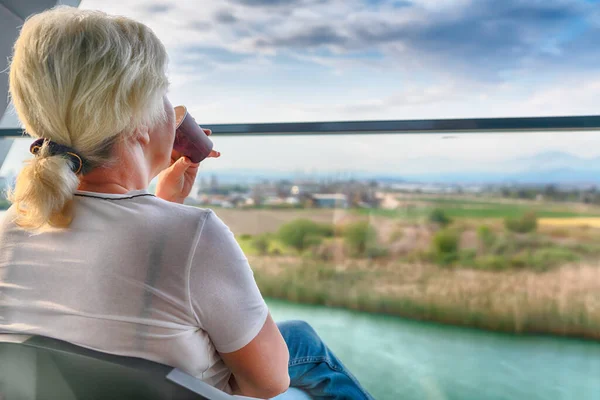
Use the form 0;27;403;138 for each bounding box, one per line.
251;183;278;205
285;197;300;206
292;182;322;195
263;196;284;207
389;182;460;194
376;192;401;210
208;195;232;208
210;175;219;193
312;194;348;209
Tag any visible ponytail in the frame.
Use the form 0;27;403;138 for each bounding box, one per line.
8;143;81;230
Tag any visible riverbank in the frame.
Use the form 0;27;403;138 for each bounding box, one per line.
252;256;600;340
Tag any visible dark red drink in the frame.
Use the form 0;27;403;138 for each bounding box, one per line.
173;106;214;163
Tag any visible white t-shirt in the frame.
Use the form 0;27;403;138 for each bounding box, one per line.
0;189;269;393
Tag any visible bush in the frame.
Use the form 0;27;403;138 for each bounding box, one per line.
313;240;336;262
431;229;460;266
477;225;496;249
475;255;509;271
278;219;334;252
490;235;517;255
435;251;459;266
569;242;600;256
513;234;548;251
505;212;537;234
239;234;253;240
365;245;389;259
519;212;538;232
433;229;459;254
530;247;579;272
303;234;325;250
252;234;271;255
429;208;452;227
509;252;529;269
343;221;379;257
459;249;477;267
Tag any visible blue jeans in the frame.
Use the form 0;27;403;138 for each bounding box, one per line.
273;320;375;400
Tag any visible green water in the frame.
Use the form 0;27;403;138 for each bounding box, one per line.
267;299;600;400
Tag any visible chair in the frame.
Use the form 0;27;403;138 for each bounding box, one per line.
0;334;310;400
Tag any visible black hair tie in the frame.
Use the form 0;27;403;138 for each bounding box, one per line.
29;138;89;175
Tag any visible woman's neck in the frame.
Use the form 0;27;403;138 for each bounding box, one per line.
78;181;144;195
78;169;150;194
78;143;153;195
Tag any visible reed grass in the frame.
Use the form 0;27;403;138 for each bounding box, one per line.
252;256;600;340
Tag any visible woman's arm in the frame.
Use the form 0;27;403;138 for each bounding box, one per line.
188;211;289;398
155;129;219;204
220;313;290;399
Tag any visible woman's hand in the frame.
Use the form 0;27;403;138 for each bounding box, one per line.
155;129;220;204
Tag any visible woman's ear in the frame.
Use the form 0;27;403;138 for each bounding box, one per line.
134;125;151;146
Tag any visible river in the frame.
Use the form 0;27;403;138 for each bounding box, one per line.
267;299;600;400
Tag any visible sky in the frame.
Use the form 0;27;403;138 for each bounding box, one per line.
1;0;600;176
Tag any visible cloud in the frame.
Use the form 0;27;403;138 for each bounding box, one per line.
335;82;467;114
391;1;413;7
143;2;174;14
176;46;253;66
240;0;597;79
228;0;326;7
519;74;600;116
256;25;348;48
215;9;238;24
75;0;600;125
81;0;599;80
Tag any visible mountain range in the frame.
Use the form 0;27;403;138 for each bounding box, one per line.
409;152;600;184
204;151;600;186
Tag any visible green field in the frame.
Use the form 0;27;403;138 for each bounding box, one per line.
359;197;600;219
238;235;294;257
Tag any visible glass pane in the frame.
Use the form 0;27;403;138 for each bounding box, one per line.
4;131;600;399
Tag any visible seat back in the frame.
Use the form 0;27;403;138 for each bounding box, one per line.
0;335;311;400
0;335;204;400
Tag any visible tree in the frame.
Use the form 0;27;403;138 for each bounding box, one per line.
343;221;379;257
429;208;452;227
477;225;496;249
432;229;460;265
252;234;271;256
278;219;333;252
505;212;537;234
433;229;459;254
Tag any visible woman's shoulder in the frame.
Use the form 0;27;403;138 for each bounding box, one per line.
73;191;216;236
151;197;216;223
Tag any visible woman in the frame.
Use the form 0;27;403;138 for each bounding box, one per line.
0;6;374;400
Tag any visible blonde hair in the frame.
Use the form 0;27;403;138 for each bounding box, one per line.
8;6;169;231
